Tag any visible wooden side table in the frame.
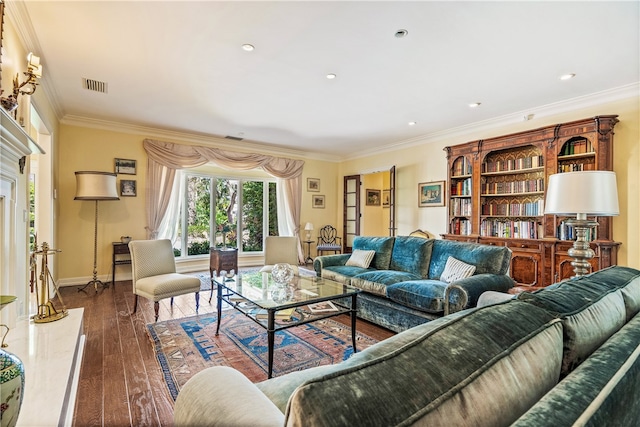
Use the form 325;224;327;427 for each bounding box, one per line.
209;248;238;278
112;242;131;286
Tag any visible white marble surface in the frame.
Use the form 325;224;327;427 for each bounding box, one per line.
3;308;85;427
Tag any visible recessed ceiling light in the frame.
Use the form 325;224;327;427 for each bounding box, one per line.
395;29;408;38
326;73;337;79
560;73;576;80
408;121;417;126
241;44;255;51
468;102;481;108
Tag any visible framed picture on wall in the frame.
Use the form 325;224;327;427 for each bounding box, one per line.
418;181;445;207
366;189;381;206
312;195;325;208
382;189;390;207
115;158;137;175
307;178;320;192
120;179;137;197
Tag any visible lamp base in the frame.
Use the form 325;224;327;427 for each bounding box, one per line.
78;278;109;293
564;218;598;277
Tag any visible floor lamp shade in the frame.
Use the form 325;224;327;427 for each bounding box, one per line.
74;171;119;200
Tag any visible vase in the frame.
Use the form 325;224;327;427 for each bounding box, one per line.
0;348;24;427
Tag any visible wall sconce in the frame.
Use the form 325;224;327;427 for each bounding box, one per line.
0;52;43;113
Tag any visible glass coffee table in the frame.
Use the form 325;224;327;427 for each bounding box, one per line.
214;271;360;378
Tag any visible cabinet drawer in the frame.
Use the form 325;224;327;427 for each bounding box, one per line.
478;238;505;247
555;241;599;256
505;240;541;251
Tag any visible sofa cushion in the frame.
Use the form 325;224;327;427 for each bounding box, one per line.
386;280;449;313
440;256;476;283
518;279;626;376
350;270;421;296
345;249;376;268
321;265;370;285
353;236;395;270
428;239;511;279
284;301;563;427
388;236;434;278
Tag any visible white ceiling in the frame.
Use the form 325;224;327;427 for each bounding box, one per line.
14;1;640;159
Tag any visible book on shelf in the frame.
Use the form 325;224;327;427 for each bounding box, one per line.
307;301;339;313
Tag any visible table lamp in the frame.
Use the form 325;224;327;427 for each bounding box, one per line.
304;222;314;241
544;171;619;277
75;171;119;291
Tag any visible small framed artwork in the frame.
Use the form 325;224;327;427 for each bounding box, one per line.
418;181;445;207
382;189;390;208
366;189;381;206
312;195;325;209
120;179;137;197
307;178;320;192
115;158;137;175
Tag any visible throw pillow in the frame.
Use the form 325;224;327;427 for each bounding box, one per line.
440;256;476;283
345;249;376;268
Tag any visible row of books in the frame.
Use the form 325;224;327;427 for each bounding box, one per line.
558;162;596;172
245;301;340;321
450;218;471;235
480;220;542;239
481;179;544;195
451;157;472;177
450;178;472;196
559;139;594;156
481;200;544;217
482;155;544;173
450;198;472;216
557;222;597;241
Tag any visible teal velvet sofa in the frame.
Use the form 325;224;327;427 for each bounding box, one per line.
173;265;640;427
313;236;515;332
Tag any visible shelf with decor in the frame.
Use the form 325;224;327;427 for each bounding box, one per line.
443;115;620;288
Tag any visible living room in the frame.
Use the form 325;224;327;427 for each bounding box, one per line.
0;1;639;426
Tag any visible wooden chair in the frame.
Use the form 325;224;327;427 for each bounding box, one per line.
128;239;200;321
316;225;342;255
260;236;300;275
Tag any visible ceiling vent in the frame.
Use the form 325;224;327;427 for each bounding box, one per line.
82;78;108;94
225;135;243;141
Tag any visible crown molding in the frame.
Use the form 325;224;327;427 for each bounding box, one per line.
60;115;342;162
344;82;640;161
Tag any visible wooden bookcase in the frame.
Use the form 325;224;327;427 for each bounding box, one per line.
443;116;620;288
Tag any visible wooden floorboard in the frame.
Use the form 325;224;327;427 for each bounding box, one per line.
57;276;395;426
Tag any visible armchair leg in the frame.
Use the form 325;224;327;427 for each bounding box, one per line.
154;301;160;322
133;295;139;313
195;291;200;312
170;296;174;306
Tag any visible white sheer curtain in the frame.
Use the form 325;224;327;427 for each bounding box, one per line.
157;170;184;243
142;139;305;264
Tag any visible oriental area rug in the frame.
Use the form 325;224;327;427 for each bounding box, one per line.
147;310;378;401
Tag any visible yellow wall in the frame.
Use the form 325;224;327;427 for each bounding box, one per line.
57;124;340;282
340;96;640;269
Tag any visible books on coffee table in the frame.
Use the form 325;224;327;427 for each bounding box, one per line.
251;307;296;320
307;301;339;313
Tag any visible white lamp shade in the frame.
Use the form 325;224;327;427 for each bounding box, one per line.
545;171;619;216
74;171;119;200
304;222;314;231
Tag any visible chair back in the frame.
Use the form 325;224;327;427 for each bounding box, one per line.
264;236;299;266
318;225;339;245
129;239;177;285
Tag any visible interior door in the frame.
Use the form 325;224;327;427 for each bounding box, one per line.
343;175;360;253
388;165;396;236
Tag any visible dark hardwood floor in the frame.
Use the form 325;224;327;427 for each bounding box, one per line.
57;275;395;426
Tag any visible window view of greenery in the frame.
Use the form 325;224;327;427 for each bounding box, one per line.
176;174;278;257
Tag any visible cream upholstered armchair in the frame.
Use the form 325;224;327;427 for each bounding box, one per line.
260;236;300;275
128;239;201;321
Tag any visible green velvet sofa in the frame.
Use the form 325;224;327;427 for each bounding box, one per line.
313;236;515;332
173;265;640;426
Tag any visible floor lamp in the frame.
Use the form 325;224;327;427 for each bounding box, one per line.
545;171;619;277
75;171;119;292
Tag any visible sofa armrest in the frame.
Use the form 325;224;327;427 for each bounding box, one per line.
313;254;351;276
174;366;284;427
445;274;515;315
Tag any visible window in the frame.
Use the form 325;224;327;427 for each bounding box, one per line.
172;173;277;258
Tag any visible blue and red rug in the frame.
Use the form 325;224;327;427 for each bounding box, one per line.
147;310;378;400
